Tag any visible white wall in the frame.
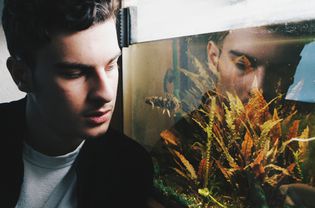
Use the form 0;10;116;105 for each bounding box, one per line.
124;0;315;44
0;0;25;102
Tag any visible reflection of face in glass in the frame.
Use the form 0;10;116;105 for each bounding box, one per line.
208;27;303;102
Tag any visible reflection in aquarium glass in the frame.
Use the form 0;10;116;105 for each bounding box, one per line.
123;20;315;207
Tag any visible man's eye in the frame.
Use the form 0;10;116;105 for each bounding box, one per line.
235;62;246;70
106;63;118;71
233;55;254;73
60;70;85;79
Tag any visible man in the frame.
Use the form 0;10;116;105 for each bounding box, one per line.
206;23;313;103
0;0;153;207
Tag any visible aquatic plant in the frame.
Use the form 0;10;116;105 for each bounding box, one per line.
147;51;315;207
153;88;314;208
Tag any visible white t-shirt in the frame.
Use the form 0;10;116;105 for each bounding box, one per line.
15;141;84;208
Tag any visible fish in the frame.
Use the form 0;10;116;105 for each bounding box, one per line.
144;94;181;117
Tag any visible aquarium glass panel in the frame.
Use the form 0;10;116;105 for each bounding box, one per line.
123;20;315;207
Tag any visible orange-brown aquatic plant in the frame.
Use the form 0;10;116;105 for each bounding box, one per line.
154;88;314;208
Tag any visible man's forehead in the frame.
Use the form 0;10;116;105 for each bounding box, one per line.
34;20;120;66
222;28;303;61
225;27;306;47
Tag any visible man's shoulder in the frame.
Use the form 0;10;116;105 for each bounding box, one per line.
77;128;154;196
80;128;154;179
106;128;146;151
0;98;26;118
77;129;154;207
0;98;26;136
84;128;151;162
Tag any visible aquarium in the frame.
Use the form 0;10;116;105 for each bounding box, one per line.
123;20;315;208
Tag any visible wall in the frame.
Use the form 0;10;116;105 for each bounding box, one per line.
0;0;25;102
124;0;315;44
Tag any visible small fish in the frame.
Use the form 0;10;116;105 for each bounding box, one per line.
144;94;181;117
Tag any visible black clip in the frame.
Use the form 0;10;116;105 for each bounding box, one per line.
117;7;132;48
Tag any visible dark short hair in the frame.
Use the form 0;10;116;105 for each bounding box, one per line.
210;20;315;47
2;0;120;66
191;20;315;59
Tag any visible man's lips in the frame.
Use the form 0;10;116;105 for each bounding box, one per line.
83;109;112;125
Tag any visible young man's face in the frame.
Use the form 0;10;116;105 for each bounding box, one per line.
208;27;303;102
28;19;121;139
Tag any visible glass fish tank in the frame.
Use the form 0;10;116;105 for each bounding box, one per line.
123;20;315;208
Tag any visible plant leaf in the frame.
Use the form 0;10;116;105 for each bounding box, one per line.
241;131;253;163
173;167;191;180
259;119;282;148
215;160;233;184
287;120;300;140
160;130;179;146
174;150;197;180
298;126;310;157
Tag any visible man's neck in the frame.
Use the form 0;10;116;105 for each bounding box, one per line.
24;132;84;156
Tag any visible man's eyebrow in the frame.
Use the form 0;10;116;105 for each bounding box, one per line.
54;62;94;71
229;50;257;65
54;51;122;70
108;51;122;64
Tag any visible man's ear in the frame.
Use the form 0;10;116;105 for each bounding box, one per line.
207;41;220;73
6;57;33;93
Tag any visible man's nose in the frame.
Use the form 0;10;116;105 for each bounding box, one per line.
250;66;265;90
89;70;115;103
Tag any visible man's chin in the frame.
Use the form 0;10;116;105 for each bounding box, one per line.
82;124;110;139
